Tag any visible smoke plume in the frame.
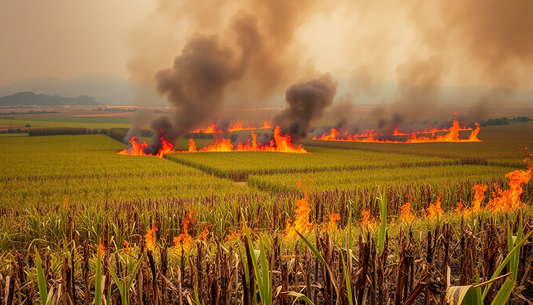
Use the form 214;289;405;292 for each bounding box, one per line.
274;73;337;143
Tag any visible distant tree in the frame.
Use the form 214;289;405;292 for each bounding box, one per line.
25;124;31;127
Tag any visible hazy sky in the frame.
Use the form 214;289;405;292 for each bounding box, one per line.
0;0;156;85
1;0;532;93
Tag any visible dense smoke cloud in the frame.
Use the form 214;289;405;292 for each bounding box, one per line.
126;0;533;147
274;73;337;142
152;13;259;141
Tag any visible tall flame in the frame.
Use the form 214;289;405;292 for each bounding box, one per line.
186;126;307;153
487;167;532;212
198;223;210;242
400;196;415;224
361;209;375;230
421;192;445;219
173;212;194;255
285;192;313;239
326;213;340;233
145;225;157;251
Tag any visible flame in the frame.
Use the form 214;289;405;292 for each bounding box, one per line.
198;223;210;242
393;128;409;136
326;213;340;233
186;126;307;153
472;184;487;213
455;184;487;217
118;131;176;158
361;209;375;230
455;202;470;217
99;238;106;257
225;229;241;242
421;192;445;219
285;192;313;239
145;225;158;251
192;118;272;133
400;197;415;224
487;167;532;212
173;212;194;255
123;240;130;254
313;117;480;143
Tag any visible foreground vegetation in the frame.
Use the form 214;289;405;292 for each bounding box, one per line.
0;186;531;304
1;123;532;304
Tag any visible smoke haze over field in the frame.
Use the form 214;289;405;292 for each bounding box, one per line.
3;1;531;144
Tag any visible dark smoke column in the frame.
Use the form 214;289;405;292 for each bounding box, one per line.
274;73;337;142
140;13;260;153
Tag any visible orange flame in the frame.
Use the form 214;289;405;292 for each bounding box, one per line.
472;184;487;213
145;225;158;251
400;197;415;224
123;240;130;254
186;126;307;153
326;213;340;233
225;229;241;242
487;167;532;212
421;192;445;219
192;118;272;133
173;212;194;255
198;223;210;242
455;202;471;218
99;238;106;257
313;117;480;143
361;209;375;230
118;132;176;158
285;192;313;239
455;184;487;217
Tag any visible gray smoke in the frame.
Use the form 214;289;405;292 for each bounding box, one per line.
274;73;337;143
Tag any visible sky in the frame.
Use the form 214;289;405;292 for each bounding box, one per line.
0;0;156;85
1;0;532;94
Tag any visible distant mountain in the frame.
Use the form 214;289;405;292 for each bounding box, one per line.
0;74;166;106
0;92;99;106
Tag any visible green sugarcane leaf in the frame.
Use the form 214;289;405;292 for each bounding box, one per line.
286;292;315;305
482;229;533;300
490;277;515;305
295;230;326;265
34;247;48;305
259;236;272;305
95;252;102;305
340;251;354;305
377;187;388;256
108;269;124;303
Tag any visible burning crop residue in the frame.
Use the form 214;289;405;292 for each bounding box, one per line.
118;125;307;156
313;117;481;143
118;131;176;158
487;166;532;212
192;119;272;133
285;192;313;239
186;126;306;153
173;211;195;255
400;196;415;224
421;192;445;219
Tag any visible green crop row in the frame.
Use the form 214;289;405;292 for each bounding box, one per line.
248;165;522;194
165;147;458;181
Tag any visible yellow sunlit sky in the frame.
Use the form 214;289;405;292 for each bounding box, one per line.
1;0;532;92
